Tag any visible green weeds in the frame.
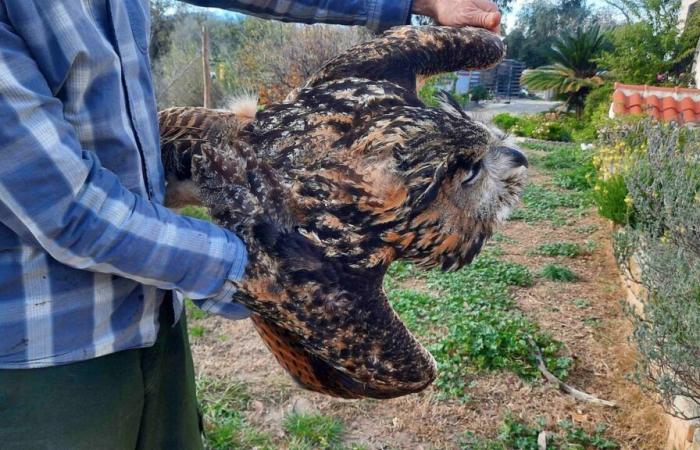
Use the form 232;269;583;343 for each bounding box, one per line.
540;264;578;282
283;413;344;450
386;253;571;401
510;184;592;224
461;416;619;450
197;379;363;450
533;241;594;258
198;379;275;450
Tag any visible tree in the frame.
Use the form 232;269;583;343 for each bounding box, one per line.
230;19;369;103
672;5;700;85
522;25;606;118
596;0;684;85
505;0;594;68
468;85;492;103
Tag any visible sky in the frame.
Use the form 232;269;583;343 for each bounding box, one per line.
504;0;610;29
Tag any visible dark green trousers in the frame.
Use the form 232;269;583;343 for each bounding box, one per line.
0;301;203;450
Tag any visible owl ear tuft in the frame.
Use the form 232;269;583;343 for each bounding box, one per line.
435;90;471;120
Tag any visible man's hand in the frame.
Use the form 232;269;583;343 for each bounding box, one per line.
412;0;502;33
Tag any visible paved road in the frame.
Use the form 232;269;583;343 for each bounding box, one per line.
464;99;562;123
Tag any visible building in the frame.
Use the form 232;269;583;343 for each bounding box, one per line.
453;59;525;98
680;0;700;87
680;0;699;29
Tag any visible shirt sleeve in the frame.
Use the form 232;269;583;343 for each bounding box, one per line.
0;16;246;300
181;0;413;32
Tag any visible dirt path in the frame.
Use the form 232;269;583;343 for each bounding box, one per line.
189;144;666;449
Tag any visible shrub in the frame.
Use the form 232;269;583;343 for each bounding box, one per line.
590;131;641;226
469;85;492;103
583;84;614;125
531;121;573;142
492;112;520;131
617;122;700;417
540;264;578;282
419;73;457;107
592;174;632;226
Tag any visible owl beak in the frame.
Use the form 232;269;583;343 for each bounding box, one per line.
499;145;528;168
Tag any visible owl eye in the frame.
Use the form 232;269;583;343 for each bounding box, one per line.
461;162;482;186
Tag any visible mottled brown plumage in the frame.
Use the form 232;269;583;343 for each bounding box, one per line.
158;26;527;399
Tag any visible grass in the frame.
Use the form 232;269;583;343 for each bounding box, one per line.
197;378;364;450
573;298;591;309
511;142;595;224
509;184;592;224
386;252;572;401
461;416;619;450
540;264;578;282
197;379;275;450
283;413;344;450
186;298;207;320
190;325;206;337
533;241;594;258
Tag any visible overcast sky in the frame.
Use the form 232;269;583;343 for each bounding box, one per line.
504;0;610;29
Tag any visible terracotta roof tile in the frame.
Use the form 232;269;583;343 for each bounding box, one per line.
611;83;700;125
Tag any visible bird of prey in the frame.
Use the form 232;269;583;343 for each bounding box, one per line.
158;25;528;399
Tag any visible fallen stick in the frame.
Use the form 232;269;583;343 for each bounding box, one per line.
528;337;617;408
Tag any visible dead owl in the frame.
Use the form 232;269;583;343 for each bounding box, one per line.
159;26;527;399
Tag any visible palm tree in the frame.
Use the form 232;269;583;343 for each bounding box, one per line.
522;25;606;118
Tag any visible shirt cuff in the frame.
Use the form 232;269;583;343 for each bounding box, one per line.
224;232;248;282
192;298;251;320
366;0;413;31
195;231;251;320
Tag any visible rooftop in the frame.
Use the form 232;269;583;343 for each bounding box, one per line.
611;83;700;125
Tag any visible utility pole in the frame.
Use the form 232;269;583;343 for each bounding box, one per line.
201;24;212;108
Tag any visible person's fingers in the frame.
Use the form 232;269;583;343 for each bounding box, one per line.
472;11;501;32
474;0;499;13
489;11;501;33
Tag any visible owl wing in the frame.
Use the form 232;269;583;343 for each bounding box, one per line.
296;25;505;95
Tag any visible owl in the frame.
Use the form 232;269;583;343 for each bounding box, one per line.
159;26;527;399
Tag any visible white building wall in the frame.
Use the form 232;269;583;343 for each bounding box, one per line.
680;0;697;29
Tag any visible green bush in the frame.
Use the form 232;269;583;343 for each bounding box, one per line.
540;264;578;282
531;121;573;142
492;112;520;131
418;73;457;107
469;85;492;103
592;174;632;226
617;123;700;417
583;84;614;125
492;113;540;138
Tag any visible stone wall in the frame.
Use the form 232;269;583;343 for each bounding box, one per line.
615;245;700;450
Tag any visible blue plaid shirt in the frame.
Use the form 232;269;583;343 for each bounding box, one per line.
0;0;410;369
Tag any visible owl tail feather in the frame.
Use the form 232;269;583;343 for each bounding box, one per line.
300;26;505;94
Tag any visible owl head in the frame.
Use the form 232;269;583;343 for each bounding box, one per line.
350;92;528;272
